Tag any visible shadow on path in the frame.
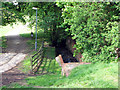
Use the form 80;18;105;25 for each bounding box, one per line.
1;34;32;86
5;35;31;54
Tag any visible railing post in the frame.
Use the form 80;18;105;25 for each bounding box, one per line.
31;41;45;74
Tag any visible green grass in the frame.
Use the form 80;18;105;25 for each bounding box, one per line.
13;31;119;88
0;36;7;49
20;33;31;38
1;25;118;88
19;56;32;73
19;31;56;74
118;61;120;90
25;62;118;88
19;46;58;74
20;31;49;40
20;30;50;50
0;25;13;37
1;83;33;88
0;24;13;50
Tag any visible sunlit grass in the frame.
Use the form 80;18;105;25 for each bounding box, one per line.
25;62;118;88
1;23;118;88
0;22;31;51
0;25;13;37
1;83;33;88
19;31;56;74
10;30;119;88
0;24;13;50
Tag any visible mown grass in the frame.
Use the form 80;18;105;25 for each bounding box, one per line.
0;25;12;51
0;25;13;37
2;28;118;88
1;58;118;88
25;62;118;88
19;44;58;74
0;36;7;49
19;31;56;74
118;62;120;90
18;35;118;88
1;83;33;88
11;31;119;88
20;30;50;50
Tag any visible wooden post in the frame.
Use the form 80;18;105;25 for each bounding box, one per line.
58;55;64;65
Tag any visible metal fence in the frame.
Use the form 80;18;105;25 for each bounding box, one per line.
31;41;44;74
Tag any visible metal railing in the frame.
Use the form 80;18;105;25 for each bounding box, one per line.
31;41;44;74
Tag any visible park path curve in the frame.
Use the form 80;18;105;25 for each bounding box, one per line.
0;25;31;73
0;24;34;87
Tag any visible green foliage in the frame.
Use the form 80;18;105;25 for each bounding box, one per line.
2;2;27;26
2;2;119;63
58;2;119;63
24;2;67;46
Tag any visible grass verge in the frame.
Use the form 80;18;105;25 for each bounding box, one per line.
0;36;7;49
0;25;13;52
0;25;13;37
1;83;33;88
2;30;118;88
25;62;118;88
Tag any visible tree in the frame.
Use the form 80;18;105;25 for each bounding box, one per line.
2;2;119;63
58;2;119;62
2;2;27;26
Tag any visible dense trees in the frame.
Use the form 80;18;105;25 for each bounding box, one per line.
58;2;119;62
2;2;27;25
2;2;119;63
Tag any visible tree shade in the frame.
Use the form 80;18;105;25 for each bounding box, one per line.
2;2;119;63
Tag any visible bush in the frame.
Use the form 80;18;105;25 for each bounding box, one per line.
58;2;119;63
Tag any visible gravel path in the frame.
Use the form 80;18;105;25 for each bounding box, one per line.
0;26;32;86
0;35;30;73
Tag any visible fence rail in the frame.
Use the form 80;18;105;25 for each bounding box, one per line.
30;41;56;74
31;41;44;74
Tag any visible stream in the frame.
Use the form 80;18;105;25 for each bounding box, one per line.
55;46;79;63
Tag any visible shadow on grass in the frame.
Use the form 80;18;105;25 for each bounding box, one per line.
36;47;61;75
20;32;61;75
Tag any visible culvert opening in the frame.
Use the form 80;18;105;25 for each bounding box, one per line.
55;47;79;63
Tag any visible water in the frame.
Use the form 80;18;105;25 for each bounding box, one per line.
55;47;78;63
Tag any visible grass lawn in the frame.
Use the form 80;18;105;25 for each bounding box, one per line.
1;83;33;88
20;33;118;88
1;29;118;88
0;25;13;37
19;31;57;74
25;62;118;88
2;62;118;88
0;24;13;51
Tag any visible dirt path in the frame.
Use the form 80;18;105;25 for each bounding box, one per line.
0;26;32;86
6;35;30;54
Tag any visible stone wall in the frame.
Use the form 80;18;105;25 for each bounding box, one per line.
66;37;83;62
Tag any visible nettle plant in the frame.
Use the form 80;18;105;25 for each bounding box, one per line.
60;2;119;63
